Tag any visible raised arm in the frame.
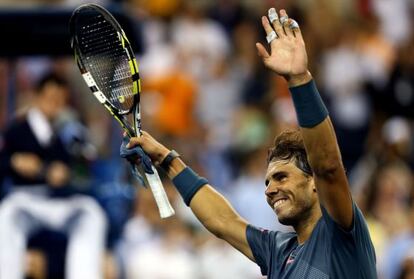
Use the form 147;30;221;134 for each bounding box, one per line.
127;133;254;260
257;8;353;229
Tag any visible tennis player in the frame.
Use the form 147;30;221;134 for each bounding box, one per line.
124;8;377;278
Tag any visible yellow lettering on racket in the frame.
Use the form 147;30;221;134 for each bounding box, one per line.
136;57;141;93
133;58;139;71
128;60;135;74
133;81;138;95
129;59;139;94
119;96;125;103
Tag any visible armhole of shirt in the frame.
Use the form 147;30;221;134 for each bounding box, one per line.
320;201;358;235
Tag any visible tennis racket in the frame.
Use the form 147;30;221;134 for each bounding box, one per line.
69;4;175;218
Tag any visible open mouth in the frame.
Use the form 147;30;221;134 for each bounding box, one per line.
273;198;288;210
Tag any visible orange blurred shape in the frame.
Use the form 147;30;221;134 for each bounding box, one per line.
143;72;197;137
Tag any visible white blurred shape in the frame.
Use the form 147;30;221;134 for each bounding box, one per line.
382;117;411;144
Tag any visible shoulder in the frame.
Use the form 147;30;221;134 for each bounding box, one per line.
319;201;375;257
319;203;377;278
320;201;369;234
246;225;297;257
246;225;297;276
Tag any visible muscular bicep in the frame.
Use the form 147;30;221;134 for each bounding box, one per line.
301;118;353;229
313;166;353;229
190;186;255;261
219;215;255;261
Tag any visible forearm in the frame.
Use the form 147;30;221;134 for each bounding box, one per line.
191;186;245;237
288;77;342;174
125;133;250;251
165;158;244;236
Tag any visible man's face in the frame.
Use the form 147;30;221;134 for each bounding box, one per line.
265;160;318;226
37;82;68;120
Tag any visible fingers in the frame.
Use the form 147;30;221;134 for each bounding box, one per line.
280;10;294;37
290;19;302;40
261;16;275;36
264;8;300;40
126;135;143;148
279;9;289;26
126;131;153;148
268;8;284;38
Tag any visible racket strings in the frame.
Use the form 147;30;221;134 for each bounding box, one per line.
77;12;135;112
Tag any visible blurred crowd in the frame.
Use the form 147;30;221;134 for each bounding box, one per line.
0;0;413;278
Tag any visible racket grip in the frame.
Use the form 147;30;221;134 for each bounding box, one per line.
145;166;175;218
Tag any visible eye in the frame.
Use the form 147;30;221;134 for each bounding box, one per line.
265;179;269;187
273;173;287;182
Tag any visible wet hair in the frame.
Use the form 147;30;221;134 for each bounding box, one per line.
35;72;68;93
267;129;312;176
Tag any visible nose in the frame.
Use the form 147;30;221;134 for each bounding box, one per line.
265;181;279;199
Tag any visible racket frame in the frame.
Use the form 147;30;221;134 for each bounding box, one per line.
70;4;175;218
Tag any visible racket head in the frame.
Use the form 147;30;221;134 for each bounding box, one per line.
69;4;141;118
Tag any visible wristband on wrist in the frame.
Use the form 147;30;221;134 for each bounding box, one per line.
289;80;329;128
172;167;208;206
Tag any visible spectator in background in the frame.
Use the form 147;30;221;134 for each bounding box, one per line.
196;233;263;279
398;257;414;279
0;72;107;279
367;31;414;120
370;0;412;47
118;183;197;279
359;162;413;276
382;210;414;279
140;56;198;138
350;116;412;193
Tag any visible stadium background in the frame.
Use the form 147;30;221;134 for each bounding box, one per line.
0;0;413;278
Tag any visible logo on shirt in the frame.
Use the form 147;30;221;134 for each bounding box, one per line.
286;248;299;266
286;256;295;265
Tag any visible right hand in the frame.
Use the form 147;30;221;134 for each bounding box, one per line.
256;9;312;86
127;131;170;166
11;153;43;178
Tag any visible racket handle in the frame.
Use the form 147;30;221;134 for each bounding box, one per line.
144;166;175;218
